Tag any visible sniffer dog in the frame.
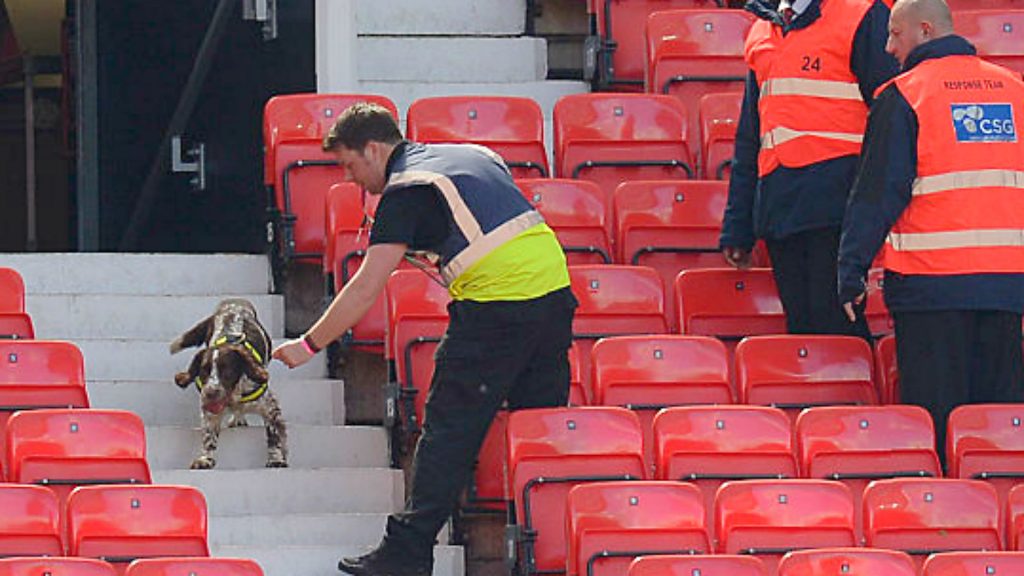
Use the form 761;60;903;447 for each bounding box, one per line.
170;298;288;469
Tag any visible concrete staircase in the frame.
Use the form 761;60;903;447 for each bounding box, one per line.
5;253;464;576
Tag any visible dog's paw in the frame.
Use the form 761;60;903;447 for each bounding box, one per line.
266;458;288;468
190;455;216;469
226;415;248;428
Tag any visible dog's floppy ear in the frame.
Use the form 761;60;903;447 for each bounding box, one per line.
229;344;269;384
170;314;215;354
174;350;206;389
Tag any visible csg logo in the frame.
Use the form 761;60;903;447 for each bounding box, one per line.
951;103;1017;143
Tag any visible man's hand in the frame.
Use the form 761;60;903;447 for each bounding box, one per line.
272;338;313;368
722;246;753;269
842;292;866;323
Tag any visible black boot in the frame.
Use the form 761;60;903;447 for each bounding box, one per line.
338;538;433;576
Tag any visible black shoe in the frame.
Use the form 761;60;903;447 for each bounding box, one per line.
338;541;432;576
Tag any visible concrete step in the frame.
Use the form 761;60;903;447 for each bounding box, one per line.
146;424;388;470
356;0;525;36
210;512;387;546
26;294;285;340
87;378;343;427
358;37;547;83
152;468;403;515
3;253;271;296
75;339;326;381
212;545;464;576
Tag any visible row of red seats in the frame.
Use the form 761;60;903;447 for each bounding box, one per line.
0;483;209;575
0;557;260;576
628;549;1024;576
589;5;1024;93
505;406;1024;576
0;267;34;339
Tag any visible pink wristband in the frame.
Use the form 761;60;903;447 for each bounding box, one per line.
300;336;317;356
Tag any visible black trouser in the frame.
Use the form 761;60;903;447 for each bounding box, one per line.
894;309;1024;469
384;287;576;560
766;226;870;339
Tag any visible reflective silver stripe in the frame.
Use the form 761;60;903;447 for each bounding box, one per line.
761;126;864;150
912;169;1024;197
760;77;863;100
463;143;512;175
887;229;1024;251
441;210;546;284
386;170;483;241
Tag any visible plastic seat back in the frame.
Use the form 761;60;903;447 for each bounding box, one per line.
592;335;731;472
674;269;786;355
6;409;151;509
0;484;63;557
735;336;877;419
954;10;1024;74
1007;484;1024;549
567;481;709;576
864;268;893;338
646;9;754;165
948;0;1024;9
654;406;797;544
68;485;209;572
864;478;1001;568
0;268;33;340
948;403;1024;511
125;558;263;576
507;407;645;575
699;92;742;180
873;334;898;405
0;558;117;576
715;479;857;574
627;555;768;576
0;341;89;473
407;96;549;178
554;94;693;197
923;551;1024;576
777;548;916;576
517;179;612;265
614;180;728;330
569;266;667;405
796;405;941;541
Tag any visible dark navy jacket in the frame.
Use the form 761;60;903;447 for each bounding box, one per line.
837;35;1024;313
719;0;899;250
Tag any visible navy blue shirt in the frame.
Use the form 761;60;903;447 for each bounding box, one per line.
719;0;899;249
838;35;1024;313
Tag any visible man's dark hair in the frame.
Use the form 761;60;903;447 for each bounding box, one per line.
322;102;403;152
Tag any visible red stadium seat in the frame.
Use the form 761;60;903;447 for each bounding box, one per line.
674;269;786;355
68;485;209;574
324;182;387;352
407;96;549;178
864;268;893;338
586;0;727;91
517;179;612;265
873;334;898;405
506;407;645;576
0;558;117;576
715;479;857;574
954;10;1024;74
592;335;731;472
125;558;264;576
627;555;768;576
567;481;709;576
645;9;753;167
699;92;742;180
6;409;151;509
864;478;1001;569
948;0;1024;8
0;268;33;340
948;403;1024;511
262;94;398;270
796;406;941;541
1008;484;1024;549
735;336;877;419
553;94;693;197
569;266;668;405
0;341;89;474
654;406;796;545
613;180;728;330
0;484;63;557
923;551;1024;576
777;548;916;576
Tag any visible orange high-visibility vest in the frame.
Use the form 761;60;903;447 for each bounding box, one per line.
745;0;873;176
882;55;1024;275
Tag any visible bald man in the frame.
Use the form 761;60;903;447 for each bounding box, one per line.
839;0;1024;464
